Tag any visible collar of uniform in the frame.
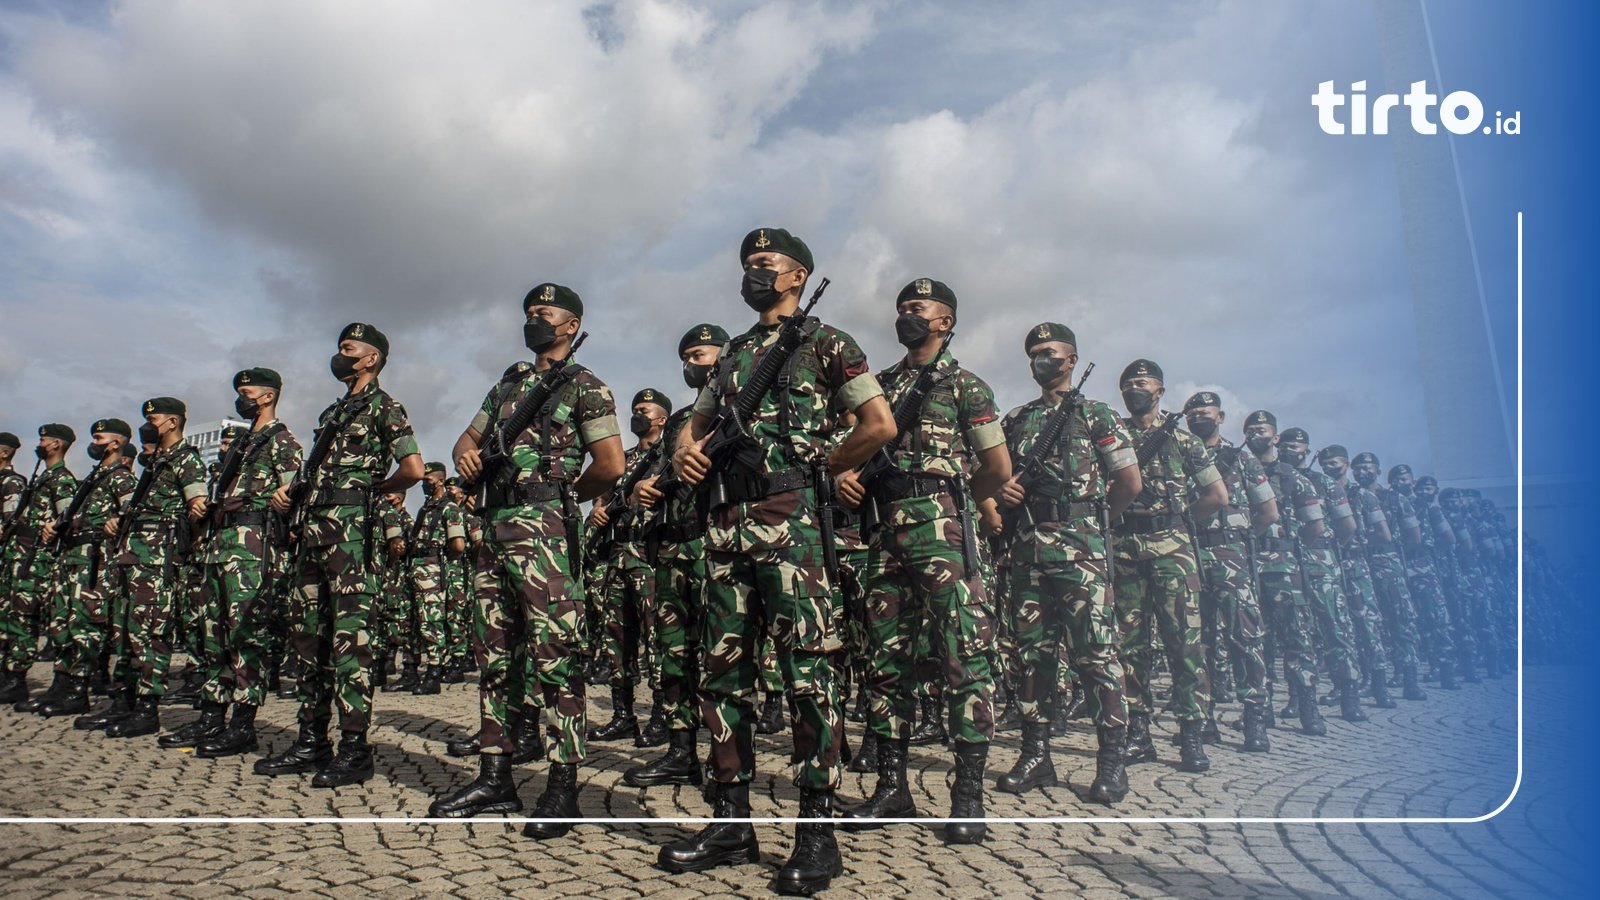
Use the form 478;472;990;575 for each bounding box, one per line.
886;346;956;379
155;439;191;460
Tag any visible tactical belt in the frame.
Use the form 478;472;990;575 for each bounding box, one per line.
410;541;444;558
483;480;565;510
129;519;173;533
64;530;107;548
1196;527;1250;549
311;488;369;508
1025;498;1103;525
653;522;705;545
718;467;810;506
871;473;955;503
221;509;271;529
1300;536;1333;551
1257;536;1296;553
1115;512;1184;535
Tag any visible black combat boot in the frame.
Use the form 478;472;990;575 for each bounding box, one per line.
657;782;760;873
371;657;388;690
1370;666;1397;709
89;658;111;696
1058;683;1088;721
908;696;948;746
522;763;581;839
163;666;201;707
995;721;1057;794
1262;684;1277;729
15;671;65;713
382;661;418;693
75;687;133;730
254;719;334;776
638;692;668;748
944;741;987;844
1297;683;1327;737
755;693;786;735
847;729;879;775
586;657;613;687
0;671;26;705
510;714;547;765
842;738;914;828
624;729;702;788
588;682;640;742
442;659;466;684
1176;719;1211;774
774;788;841;896
311;730;375;788
1459;648;1480;684
848;684;868;723
1338;677;1368;722
1240;702;1271;753
265;657;281;694
1438;659;1459;691
105;696;160;738
38;675;90;717
994;695;1021;732
1124;711;1158;764
1086;725;1130;805
158;699;227;749
1402;663;1428;701
1201;715;1222;745
412;665;442;696
196;704;259;758
446;732;481;757
429;753;522;817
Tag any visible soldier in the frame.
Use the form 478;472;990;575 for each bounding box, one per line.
1183;392;1277;752
0;434;25;522
258;324;423;786
1387;464;1458;690
1351;452;1428;700
1317;445;1397;711
0;425;78;708
1437;486;1492;684
624;324;730;790
587;388;672;745
371;490;412;690
660;227;893;895
432;283;623;830
1111;360;1225;772
407;462;467;696
834;277;1009;842
174;369;304;757
993;323;1139;804
1242;411;1329;735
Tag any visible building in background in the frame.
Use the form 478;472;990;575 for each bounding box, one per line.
189;418;252;464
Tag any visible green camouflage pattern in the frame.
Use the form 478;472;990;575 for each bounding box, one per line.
1;461;77;673
52;462;137;679
999;396;1137;564
1193;438;1272;705
1297;467;1362;686
116;443;207;698
407;494;466;667
1254;455;1324;692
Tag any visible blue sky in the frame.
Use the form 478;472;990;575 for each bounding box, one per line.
0;0;1458;478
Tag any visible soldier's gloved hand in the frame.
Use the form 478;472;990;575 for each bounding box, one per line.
673;434;712;486
269;484;293;513
997;477;1026;510
834;470;865;509
590;504;611;527
456;448;483;482
634;476;662;509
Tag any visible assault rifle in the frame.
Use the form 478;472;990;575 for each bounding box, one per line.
994;363;1095;552
856;331;954;537
470;332;590;504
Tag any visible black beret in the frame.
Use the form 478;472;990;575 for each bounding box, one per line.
234;367;282;390
1352;451;1380;468
1464;488;1482;498
523;283;583;317
1317;444;1349;462
1279;427;1310;445
424;461;447;475
142;397;186;418
444;476;462;488
1024;322;1076;353
1184;391;1221;412
632;388;672;415
339;323;388;357
896;278;956;310
0;432;18;449
1438;487;1459;502
679;323;730;357
39;423;76;444
90;419;132;439
221;426;246;442
1387;464;1413;482
1416;475;1437;488
740;227;814;272
1119;359;1164;384
1243;410;1276;428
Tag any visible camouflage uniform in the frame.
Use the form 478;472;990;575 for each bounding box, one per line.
1112;416;1218;723
469;361;617;760
644;408;708;733
859;348;1001;745
1368;483;1423;672
1254;457;1324;696
599;442;662;690
289;382;418;736
1334;480;1392;681
374;501;412;670
407;493;467;669
1402;491;1457;675
116;442;207;699
1441;495;1493;677
1192;439;1272;706
1296;467;1363;690
1;461;76;677
199;421;302;708
54;461;138;683
693;318;881;791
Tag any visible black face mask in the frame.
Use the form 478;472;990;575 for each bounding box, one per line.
330;353;359;382
894;313;932;347
137;451;154;468
740;267;783;311
683;361;714;390
1188;418;1218;440
1030;355;1065;386
139;423;161;444
216;449;229;465
629;414;653;438
1321;462;1347;481
1246;435;1274;455
234;396;260;420
34;446;48;461
1354;470;1378;487
523;319;557;353
87;443;108;461
1279;447;1307;467
426;480;442;498
1122;388;1156;415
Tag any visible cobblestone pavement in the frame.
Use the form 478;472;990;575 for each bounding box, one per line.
0;661;1569;898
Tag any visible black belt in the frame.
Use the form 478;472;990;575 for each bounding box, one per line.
870;472;955;503
717;467;810;505
1116;512;1184;535
1257;536;1295;553
1025;498;1103;525
311;488;369;508
653;522;705;545
410;542;444;558
614;525;643;544
221;509;271;528
483;481;566;510
129;519;173;533
1196;527;1249;549
1300;536;1333;551
64;530;107;548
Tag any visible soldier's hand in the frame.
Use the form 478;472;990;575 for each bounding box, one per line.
997;477;1026;510
979;506;1004;537
590;504;610;527
673;434;711;486
269;484;293;513
389;538;405;558
634;476;663;509
104;517;120;537
41;520;58;543
187;496;208;520
456;448;483;482
834;470;865;509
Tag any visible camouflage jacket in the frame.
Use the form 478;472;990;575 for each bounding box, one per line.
693;317;881;553
1254;455;1323;575
1411;494;1452;567
377;501;412;569
874;349;1003;528
610;440;664;565
57;461;137;567
0;466;26;521
1116;413;1221;561
1001;395;1135;564
204;420;303;565
11;462;78;549
1194;438;1274;539
302;383;419;549
120;442;207;566
410;494;467;558
1298;467;1354;547
471;361;618;543
1340;480;1389;553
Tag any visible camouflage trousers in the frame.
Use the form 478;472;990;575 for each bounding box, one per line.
1368;551;1421;669
123;560;181;699
289;539;377;734
1197;541;1267;705
409;558;449;667
1113;547;1211;722
1405;563;1456;669
383;568;416;664
1;550;53;674
1007;556;1128;729
600;552;657;688
652;541;707;732
1441;559;1489;670
860;514;996;744
55;555;110;679
42;563;74;666
446;564;472;664
1300;548;1362;687
1455;563;1498;669
473;533;587;762
199;554;276;708
701;545;842;790
1259;565;1318;691
179;562;208;673
1336;552;1390;676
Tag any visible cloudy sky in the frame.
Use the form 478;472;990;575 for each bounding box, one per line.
1;0;1438;476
